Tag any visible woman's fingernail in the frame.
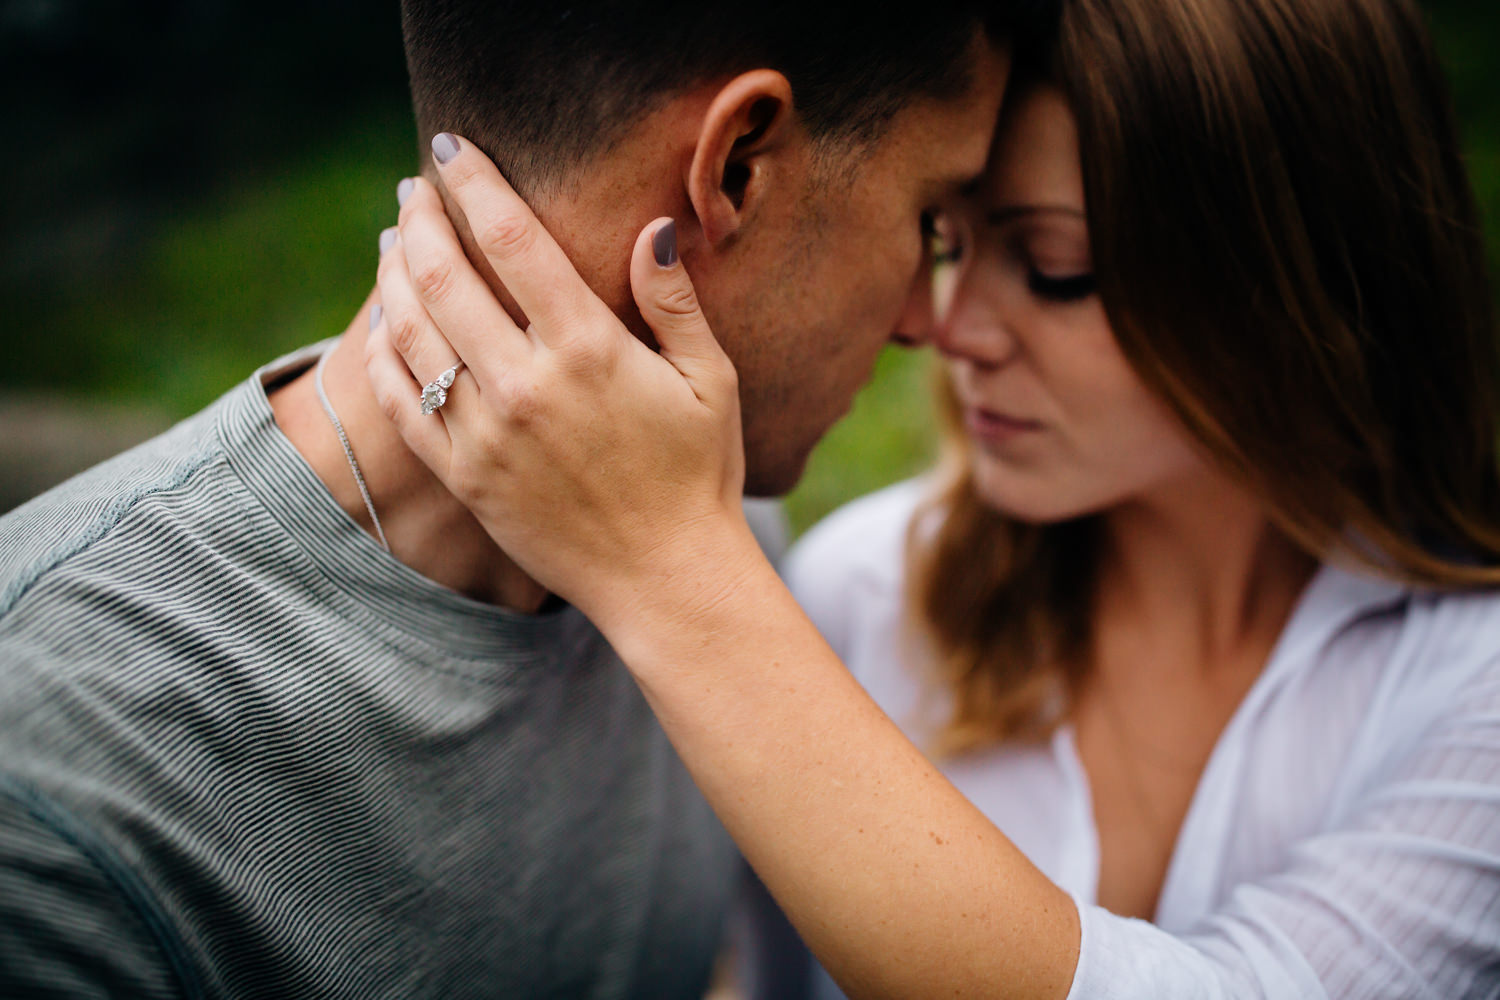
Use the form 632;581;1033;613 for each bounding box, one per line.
379;227;397;255
431;133;460;165
397;177;414;207
652;220;678;268
369;304;383;331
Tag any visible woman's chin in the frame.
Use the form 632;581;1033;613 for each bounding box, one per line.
970;463;1096;525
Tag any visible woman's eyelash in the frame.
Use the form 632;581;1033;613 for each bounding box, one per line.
1028;272;1097;302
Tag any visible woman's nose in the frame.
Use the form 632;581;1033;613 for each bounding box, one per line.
932;288;1019;369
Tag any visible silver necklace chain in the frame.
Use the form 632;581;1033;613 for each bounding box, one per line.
314;349;391;552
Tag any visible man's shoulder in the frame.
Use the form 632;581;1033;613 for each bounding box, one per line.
0;393;241;624
0;389;262;755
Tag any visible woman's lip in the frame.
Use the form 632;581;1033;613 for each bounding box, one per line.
964;407;1043;440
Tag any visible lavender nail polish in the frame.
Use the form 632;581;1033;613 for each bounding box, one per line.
432;133;461;165
397;177;414;207
370;304;383;330
379;227;397;255
652;220;678;268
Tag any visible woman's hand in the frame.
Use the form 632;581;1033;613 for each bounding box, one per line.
364;134;764;634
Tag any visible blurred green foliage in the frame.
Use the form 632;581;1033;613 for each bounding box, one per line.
5;3;1498;536
8;104;417;414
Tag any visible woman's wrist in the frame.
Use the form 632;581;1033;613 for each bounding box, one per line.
586;508;777;673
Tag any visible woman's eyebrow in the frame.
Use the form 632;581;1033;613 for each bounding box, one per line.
925;170;988;204
986;204;1087;224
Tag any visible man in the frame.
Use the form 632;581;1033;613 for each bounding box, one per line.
0;2;1024;996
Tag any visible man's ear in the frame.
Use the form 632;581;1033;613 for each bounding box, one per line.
687;70;798;248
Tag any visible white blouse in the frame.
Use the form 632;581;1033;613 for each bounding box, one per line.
783;480;1500;1000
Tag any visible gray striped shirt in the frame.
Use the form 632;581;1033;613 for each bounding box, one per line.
0;344;739;998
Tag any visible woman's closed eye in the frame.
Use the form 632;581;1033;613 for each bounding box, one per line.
994;214;1096;304
1027;270;1097;302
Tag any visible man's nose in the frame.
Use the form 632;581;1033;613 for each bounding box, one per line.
891;271;938;348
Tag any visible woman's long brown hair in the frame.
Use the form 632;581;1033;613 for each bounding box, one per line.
911;0;1500;754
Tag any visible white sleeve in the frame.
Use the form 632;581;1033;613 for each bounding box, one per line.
1066;657;1500;1000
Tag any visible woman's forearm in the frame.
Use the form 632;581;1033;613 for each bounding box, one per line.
608;534;1080;1000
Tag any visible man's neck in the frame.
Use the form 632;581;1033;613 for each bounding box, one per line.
267;295;551;613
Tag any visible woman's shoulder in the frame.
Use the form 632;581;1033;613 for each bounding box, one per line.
1276;564;1500;754
1403;580;1500;689
1365;569;1500;673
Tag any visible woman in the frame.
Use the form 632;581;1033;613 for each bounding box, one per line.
364;0;1500;995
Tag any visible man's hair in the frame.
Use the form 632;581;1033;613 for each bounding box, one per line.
401;1;1051;199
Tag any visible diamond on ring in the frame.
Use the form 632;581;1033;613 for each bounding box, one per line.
420;362;464;415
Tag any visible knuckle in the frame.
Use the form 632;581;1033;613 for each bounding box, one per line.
445;155;480;190
377;383;406;425
410;253;456;304
598;351;622;384
656;283;700;318
498;377;540;428
445;458;474;496
552;313;603;362
591;338;622;380
388;309;422;356
474;212;536;262
557;340;603;379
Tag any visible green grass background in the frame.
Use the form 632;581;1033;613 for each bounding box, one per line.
7;4;1498;537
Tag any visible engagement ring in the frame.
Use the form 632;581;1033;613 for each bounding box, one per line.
420;362;465;415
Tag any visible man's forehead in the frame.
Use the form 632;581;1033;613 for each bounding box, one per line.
903;45;1010;195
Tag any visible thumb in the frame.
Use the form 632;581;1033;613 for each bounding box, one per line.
630;219;732;389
